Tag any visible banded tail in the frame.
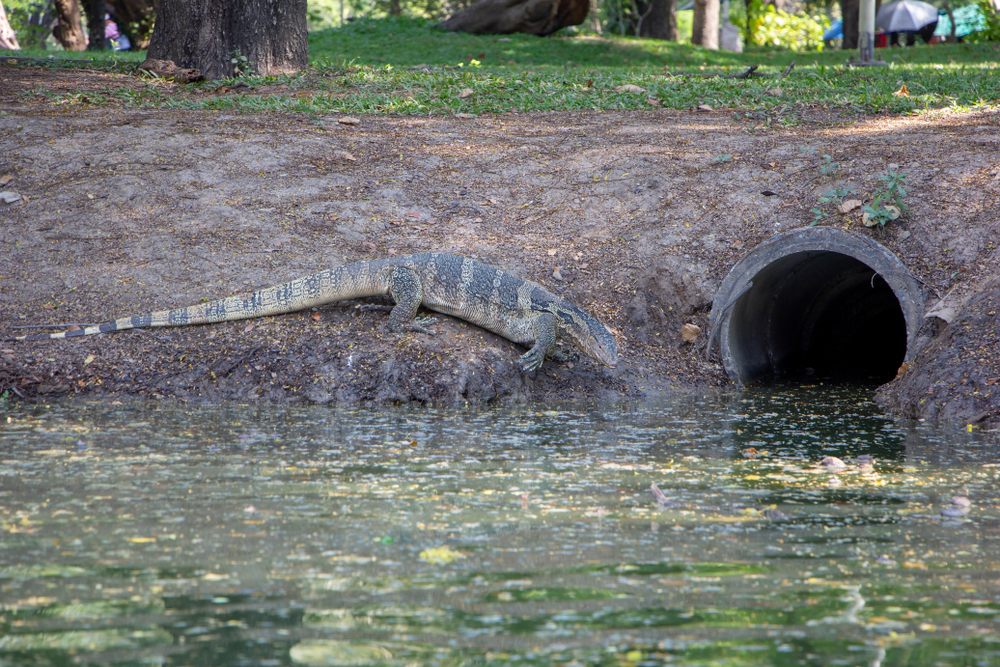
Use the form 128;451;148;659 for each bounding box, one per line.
6;263;385;342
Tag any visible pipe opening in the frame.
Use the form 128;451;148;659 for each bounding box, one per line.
711;228;925;388
728;251;907;384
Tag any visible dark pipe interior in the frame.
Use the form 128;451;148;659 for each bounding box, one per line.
728;250;907;384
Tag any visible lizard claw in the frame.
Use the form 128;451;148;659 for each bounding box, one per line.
517;349;545;372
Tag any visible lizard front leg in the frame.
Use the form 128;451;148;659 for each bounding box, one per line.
518;312;557;371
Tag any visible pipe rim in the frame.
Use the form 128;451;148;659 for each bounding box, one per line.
709;227;926;385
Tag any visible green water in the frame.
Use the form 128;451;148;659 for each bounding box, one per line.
1;388;999;667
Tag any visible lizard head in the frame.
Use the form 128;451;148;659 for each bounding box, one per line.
558;307;619;369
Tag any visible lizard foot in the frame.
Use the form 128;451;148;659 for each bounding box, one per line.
548;349;580;364
393;317;439;336
517;349;545;372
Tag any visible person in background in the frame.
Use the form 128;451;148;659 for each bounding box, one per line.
105;10;130;51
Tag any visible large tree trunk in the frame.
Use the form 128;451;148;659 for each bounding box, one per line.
0;0;21;50
53;0;88;50
840;0;858;49
82;0;107;50
637;0;678;40
440;0;588;36
691;0;718;48
146;0;308;80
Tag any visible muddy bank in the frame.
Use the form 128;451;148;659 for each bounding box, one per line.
1;65;998;421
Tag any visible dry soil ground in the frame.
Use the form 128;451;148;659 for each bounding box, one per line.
1;63;998;423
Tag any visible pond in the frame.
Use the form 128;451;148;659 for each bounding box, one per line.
1;387;999;667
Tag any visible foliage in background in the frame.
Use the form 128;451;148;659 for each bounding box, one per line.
3;0;55;49
742;0;829;51
966;0;1000;42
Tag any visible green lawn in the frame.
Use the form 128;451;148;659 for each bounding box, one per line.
3;16;999;117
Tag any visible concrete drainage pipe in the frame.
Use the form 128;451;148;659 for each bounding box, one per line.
708;227;926;386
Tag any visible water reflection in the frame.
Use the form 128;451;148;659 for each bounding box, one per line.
1;387;998;666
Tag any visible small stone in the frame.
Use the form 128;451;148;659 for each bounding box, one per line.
941;506;969;518
819;456;847;470
951;496;971;507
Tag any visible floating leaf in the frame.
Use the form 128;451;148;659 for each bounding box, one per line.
419;546;466;564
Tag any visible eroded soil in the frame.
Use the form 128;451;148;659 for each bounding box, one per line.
1;64;998;421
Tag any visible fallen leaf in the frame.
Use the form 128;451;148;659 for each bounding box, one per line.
697;104;713;112
547;248;558;256
761;190;779;197
363;241;377;252
128;537;157;543
614;84;645;93
83;354;95;365
893;84;909;97
838;199;862;213
765;86;783;96
646;97;660;106
0;191;21;204
0;174;11;185
457;88;475;99
337;116;361;125
454;112;477;119
681;322;701;343
336;150;357;161
311;312;322;322
243;323;254;333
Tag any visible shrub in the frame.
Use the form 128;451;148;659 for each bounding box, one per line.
748;2;830;51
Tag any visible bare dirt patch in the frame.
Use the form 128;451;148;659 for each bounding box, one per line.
1;64;998;421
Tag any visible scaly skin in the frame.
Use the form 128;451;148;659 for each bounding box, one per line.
8;254;619;371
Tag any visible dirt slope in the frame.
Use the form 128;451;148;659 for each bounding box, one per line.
1;64;998;422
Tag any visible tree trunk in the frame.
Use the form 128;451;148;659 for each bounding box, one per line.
691;0;718;48
637;0;677;39
440;0;589;36
146;0;308;80
0;0;21;50
53;0;88;50
943;2;956;43
82;0;107;50
840;0;858;49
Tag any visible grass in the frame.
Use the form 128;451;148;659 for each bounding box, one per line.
3;16;999;117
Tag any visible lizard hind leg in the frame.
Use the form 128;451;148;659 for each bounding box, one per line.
387;267;438;335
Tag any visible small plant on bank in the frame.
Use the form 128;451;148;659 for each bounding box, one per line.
809;185;857;226
230;50;252;77
800;147;838;176
862;170;909;227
